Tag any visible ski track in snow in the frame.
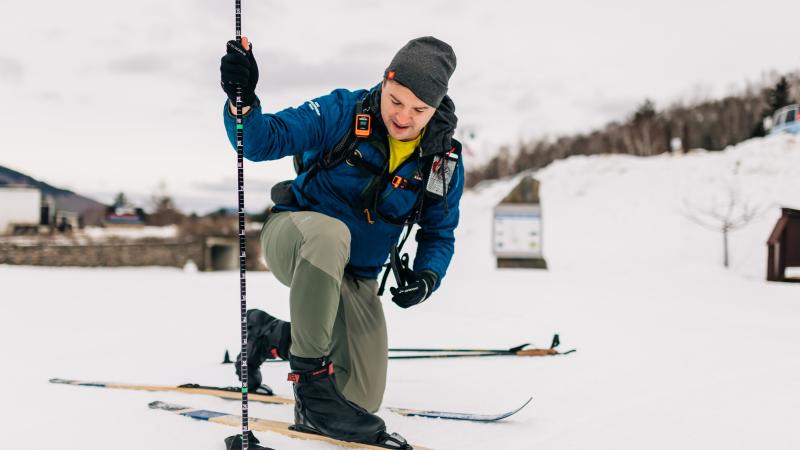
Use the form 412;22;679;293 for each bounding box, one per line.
2;135;799;449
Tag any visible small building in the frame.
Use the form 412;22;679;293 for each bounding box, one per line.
767;207;800;282
0;186;43;234
493;175;547;269
105;206;145;228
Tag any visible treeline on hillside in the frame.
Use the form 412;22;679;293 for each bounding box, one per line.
467;74;799;187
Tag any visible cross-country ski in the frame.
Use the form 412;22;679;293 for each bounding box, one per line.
149;401;431;450
49;378;532;422
388;398;532;422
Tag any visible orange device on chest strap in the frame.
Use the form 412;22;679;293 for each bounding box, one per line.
355;114;371;138
392;176;408;189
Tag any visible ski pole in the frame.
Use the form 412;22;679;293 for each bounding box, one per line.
388;343;531;353
257;346;576;363
389;335;563;354
386;348;576;360
251;336;575;364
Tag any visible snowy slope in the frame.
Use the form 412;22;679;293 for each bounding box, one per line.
536;134;800;278
1;136;799;450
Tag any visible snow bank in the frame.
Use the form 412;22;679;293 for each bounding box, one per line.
473;134;800;279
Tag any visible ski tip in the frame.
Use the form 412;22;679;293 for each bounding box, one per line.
48;378;106;387
495;397;533;418
490;397;533;421
388;397;534;422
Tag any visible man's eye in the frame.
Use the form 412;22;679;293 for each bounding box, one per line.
391;99;400;105
414;108;425;113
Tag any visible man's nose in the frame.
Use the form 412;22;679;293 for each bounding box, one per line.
396;110;411;125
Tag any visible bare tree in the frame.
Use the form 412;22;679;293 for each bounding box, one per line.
147;180;184;226
682;176;768;268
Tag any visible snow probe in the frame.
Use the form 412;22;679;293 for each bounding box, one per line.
49;378;531;422
149;401;430;450
229;1;262;448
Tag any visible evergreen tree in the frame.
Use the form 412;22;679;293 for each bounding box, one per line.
112;192;129;209
633;99;656;123
148;181;184;226
767;77;792;114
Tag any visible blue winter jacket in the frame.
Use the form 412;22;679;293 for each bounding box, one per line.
223;86;463;289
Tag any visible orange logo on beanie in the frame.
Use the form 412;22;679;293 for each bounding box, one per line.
387;71;395;80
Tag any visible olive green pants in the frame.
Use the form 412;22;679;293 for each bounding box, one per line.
260;211;388;412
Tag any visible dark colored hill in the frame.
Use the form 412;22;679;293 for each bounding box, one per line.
0;165;107;223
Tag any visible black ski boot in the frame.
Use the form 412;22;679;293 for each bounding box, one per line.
288;355;411;449
235;309;291;393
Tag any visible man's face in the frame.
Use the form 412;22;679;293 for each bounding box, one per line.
380;79;436;141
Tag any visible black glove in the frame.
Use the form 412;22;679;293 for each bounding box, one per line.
390;270;436;309
220;39;259;107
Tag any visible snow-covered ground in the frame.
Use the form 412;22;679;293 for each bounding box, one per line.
82;225;179;240
2;136;799;449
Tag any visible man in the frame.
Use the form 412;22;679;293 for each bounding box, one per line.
220;36;463;446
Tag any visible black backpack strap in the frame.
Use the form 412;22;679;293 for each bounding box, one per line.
343;150;383;177
294;96;370;200
377;222;415;296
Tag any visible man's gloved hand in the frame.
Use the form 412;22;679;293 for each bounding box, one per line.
220;38;259;107
390;270;436;309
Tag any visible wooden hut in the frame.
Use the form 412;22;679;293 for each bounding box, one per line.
767;207;800;282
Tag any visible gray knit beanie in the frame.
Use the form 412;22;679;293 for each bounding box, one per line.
384;36;456;108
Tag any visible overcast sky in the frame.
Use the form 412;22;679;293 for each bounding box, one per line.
2;0;799;213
